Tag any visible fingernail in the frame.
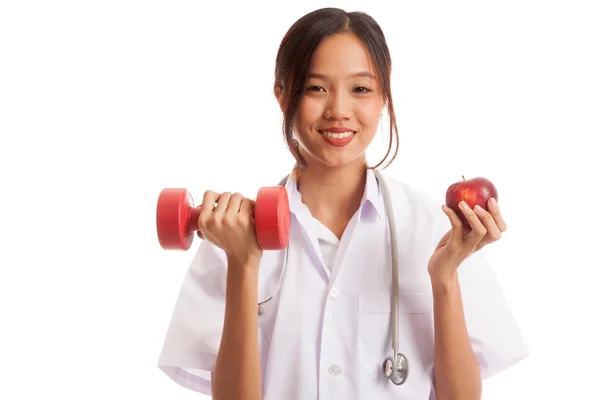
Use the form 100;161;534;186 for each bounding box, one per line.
460;201;468;209
490;198;498;208
474;205;484;212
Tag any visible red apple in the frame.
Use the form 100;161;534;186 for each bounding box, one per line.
445;176;498;229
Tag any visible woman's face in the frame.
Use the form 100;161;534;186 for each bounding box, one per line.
292;32;385;170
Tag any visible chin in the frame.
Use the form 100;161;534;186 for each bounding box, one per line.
299;136;370;170
314;154;366;170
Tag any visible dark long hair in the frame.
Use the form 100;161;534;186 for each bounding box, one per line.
274;7;399;171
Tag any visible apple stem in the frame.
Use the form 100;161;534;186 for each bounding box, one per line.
462;175;465;181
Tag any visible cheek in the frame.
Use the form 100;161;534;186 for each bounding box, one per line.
297;97;322;125
355;99;383;129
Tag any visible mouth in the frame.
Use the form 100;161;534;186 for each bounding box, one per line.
318;130;356;139
317;129;356;147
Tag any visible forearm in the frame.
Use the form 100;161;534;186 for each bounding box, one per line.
213;258;262;400
430;272;482;400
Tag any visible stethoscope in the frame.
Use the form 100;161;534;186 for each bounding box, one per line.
256;169;410;385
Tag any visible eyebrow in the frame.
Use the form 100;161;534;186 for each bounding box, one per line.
308;71;376;80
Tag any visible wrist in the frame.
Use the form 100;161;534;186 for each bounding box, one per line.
429;269;458;291
226;254;261;285
226;250;262;268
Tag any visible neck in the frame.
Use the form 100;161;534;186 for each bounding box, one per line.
295;159;367;236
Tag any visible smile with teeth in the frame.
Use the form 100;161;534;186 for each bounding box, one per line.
320;131;355;139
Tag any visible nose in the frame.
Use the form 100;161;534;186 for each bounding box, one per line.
324;91;351;120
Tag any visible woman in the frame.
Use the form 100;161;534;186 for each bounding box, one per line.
157;7;529;400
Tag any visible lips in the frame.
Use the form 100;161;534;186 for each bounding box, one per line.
318;129;356;147
320;130;354;139
318;127;356;139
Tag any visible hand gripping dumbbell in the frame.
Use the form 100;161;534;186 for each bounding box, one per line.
156;186;290;251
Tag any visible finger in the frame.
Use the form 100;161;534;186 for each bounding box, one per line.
200;190;220;216
213;192;232;218
488;197;507;232
459;201;487;247
198;190;221;233
473;204;502;242
228;192;244;213
441;205;465;246
240;197;254;217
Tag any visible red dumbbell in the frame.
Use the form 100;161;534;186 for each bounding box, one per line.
156;186;290;251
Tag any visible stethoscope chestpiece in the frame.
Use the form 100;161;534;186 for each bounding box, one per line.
382;353;409;385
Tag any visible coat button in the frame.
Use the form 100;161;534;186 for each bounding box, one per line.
328;364;343;376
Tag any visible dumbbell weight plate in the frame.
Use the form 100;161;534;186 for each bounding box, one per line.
254;186;290;250
156;188;196;250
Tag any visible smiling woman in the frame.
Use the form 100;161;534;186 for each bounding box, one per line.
273;9;399;173
157;7;529;400
288;34;383;166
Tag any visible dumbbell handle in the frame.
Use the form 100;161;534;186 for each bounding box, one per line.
187;207;202;235
157;195;254;245
186;204;257;238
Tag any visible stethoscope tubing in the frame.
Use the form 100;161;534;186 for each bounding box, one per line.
257;170;406;383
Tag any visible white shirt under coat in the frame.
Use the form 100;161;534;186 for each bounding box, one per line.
157;169;529;400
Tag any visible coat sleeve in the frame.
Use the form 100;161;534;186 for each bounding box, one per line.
454;249;529;379
156;239;228;395
429;214;530;399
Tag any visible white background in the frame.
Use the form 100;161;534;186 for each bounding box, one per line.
1;0;599;399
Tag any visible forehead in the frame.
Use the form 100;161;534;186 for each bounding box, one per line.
309;32;376;77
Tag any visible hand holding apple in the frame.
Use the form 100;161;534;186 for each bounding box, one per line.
427;176;507;285
445;176;498;229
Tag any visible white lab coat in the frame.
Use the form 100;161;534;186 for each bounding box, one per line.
157;169;529;400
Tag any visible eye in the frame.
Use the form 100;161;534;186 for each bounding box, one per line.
307;86;325;92
354;86;372;94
